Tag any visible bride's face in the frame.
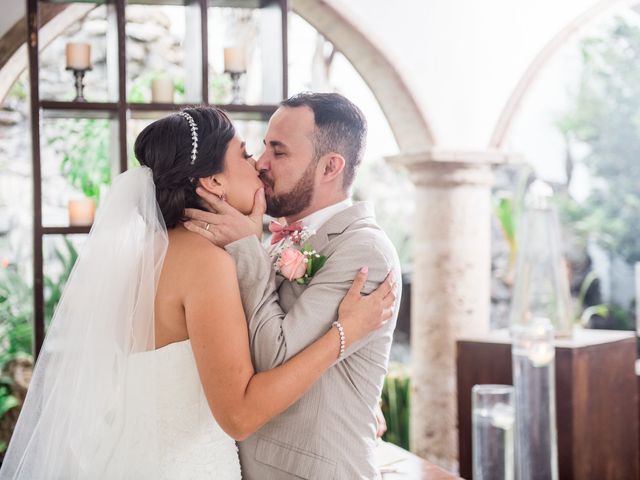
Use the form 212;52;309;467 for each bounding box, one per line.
211;136;262;215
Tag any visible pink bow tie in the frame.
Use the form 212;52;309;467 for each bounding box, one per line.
269;220;304;245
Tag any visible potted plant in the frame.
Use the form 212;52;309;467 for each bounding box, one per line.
48;118;111;226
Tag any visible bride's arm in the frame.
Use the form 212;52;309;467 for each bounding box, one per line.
183;246;395;441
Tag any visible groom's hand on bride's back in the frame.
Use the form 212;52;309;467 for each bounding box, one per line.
184;187;266;247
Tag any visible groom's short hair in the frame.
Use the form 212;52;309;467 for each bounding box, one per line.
281;92;367;190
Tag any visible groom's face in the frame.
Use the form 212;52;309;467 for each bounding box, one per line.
256;106;318;218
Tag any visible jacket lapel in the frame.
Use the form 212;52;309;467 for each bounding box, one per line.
308;202;375;254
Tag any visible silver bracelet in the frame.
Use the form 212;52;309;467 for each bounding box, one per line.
332;320;346;359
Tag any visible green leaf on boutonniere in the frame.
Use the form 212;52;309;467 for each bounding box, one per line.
309;255;327;277
301;243;328;280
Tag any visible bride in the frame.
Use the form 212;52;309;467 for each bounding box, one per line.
0;107;396;479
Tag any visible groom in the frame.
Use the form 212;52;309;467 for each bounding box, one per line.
186;92;401;479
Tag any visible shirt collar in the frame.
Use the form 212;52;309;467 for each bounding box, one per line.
300;198;353;233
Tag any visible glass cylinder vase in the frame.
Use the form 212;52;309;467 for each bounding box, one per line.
511;320;559;480
509;180;573;338
472;384;515;480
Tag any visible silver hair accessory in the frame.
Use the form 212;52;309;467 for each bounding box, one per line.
178;111;199;165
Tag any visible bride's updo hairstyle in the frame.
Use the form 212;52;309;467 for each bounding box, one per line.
134;106;235;228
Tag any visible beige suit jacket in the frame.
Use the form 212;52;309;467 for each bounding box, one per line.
225;202;401;480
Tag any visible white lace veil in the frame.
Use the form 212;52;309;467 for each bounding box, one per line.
0;167;168;478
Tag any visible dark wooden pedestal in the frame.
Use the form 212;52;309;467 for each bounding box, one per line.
457;329;638;480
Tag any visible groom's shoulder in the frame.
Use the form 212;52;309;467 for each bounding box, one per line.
329;203;399;267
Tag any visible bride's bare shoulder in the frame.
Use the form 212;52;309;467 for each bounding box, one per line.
167;225;235;276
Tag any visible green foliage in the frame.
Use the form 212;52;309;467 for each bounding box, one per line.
0;269;33;367
0;239;79;451
558;17;640;263
0;239;80;350
380;362;410;450
0;382;18;419
496;196;515;246
575;270;599;320
0;267;32;454
495;195;517;281
210;75;232;104
48;118;111;203
303;244;327;279
494;167;535;283
44;238;78;326
7;80;27;103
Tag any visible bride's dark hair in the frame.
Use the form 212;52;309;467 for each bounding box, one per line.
134;106;235;228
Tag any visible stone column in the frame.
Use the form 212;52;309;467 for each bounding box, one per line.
386;149;511;471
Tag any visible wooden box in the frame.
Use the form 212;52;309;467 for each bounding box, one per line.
457;329;638;480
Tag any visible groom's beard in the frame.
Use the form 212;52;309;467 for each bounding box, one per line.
260;161;315;218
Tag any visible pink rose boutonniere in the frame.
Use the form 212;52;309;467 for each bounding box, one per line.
279;248;307;281
272;227;328;285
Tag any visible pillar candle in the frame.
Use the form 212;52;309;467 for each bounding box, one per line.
65;43;91;70
151;77;174;103
224;47;247;73
68;198;96;226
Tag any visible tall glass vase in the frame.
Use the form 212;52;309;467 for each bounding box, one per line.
509;181;573;338
511;320;559;480
472;385;515;480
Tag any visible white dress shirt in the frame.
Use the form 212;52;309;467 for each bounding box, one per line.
300;198;353;232
268;198;353;254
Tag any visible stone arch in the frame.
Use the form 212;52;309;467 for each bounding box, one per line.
291;0;436;152
490;0;627;149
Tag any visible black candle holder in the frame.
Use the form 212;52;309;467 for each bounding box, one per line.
66;66;92;102
226;70;246;104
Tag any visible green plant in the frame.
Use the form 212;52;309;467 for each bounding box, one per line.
0;238;78;454
0;269;33;368
495;195;516;274
573;270;635;329
210;74;232;104
0;267;32;454
44;237;79;326
380;362;410;450
575;270;599;322
494;167;535;285
129;72;155;104
558;17;640;263
0;238;79;361
0;382;18;419
48;118;111;203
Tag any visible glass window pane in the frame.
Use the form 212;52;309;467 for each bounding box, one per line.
41;117;116;227
126;4;202;104
39;4;116;102
208;5;284;105
43;234;87;329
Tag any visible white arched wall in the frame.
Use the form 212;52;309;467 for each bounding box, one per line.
291;0;436;151
490;0;629;148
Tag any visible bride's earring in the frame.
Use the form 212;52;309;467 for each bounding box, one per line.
216;193;227;201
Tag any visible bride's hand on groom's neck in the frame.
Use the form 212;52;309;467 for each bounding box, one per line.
183;188;266;247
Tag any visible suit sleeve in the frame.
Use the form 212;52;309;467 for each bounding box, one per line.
224;234;394;372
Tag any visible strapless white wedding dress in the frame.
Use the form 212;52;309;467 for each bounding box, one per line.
103;340;242;479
